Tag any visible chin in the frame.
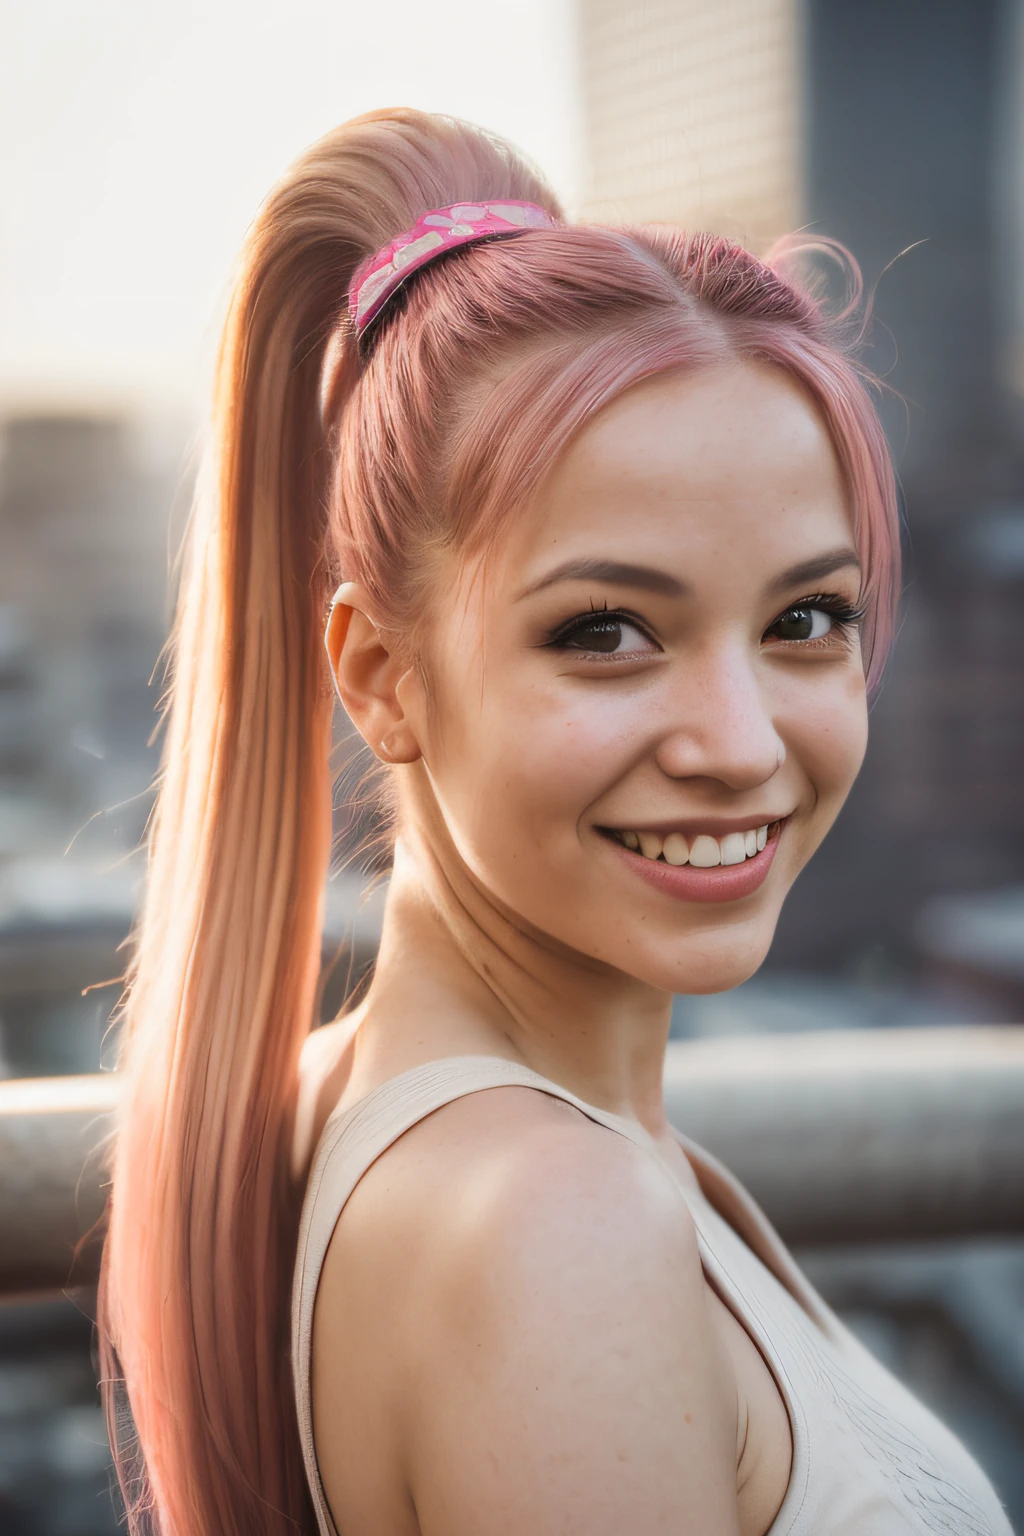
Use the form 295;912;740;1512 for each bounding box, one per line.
627;921;777;997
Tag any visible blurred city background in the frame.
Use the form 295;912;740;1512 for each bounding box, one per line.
1;0;1022;1530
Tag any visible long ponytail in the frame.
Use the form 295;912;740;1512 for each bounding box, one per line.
98;156;343;1536
98;107;563;1536
98;120;386;1536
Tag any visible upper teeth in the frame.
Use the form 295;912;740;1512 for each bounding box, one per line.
619;825;771;865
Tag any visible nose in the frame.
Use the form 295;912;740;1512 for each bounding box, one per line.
653;644;785;793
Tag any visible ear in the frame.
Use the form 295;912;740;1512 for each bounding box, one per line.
325;583;422;764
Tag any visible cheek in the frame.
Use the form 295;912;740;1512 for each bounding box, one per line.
430;672;645;849
782;664;869;806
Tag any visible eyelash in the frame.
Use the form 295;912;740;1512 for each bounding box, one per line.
767;592;867;635
546;602;654;651
545;593;867;654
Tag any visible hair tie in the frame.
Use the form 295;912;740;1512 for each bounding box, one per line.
349;200;557;340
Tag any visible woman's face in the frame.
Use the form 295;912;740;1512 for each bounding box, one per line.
409;361;868;994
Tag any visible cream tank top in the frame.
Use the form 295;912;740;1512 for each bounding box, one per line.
292;1055;1014;1536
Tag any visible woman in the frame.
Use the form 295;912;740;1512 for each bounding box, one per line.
98;109;1012;1535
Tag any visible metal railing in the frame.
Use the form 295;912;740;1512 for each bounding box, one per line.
1;1027;1022;1297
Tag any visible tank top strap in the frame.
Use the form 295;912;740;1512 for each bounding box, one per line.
291;1053;654;1536
671;1126;832;1332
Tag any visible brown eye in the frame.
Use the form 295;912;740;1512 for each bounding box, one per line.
767;606;834;642
555;615;657;655
567;618;626;652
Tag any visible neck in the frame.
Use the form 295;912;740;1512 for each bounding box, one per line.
352;821;675;1138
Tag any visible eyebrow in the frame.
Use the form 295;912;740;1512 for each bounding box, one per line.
515;559;687;601
768;549;862;594
515;548;862;604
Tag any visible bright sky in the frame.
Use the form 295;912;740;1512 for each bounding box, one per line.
0;0;581;415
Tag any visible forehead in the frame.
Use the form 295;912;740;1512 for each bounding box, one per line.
504;360;852;579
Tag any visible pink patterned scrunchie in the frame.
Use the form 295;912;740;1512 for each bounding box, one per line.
348;200;557;338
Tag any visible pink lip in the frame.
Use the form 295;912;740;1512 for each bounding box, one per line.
607;823;782;904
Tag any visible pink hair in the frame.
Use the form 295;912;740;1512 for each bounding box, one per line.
98;109;900;1536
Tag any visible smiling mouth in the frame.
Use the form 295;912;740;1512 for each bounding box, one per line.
603;821;785;867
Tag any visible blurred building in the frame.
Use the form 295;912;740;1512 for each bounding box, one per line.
581;0;802;240
0;417;169;860
578;0;1024;987
0;418;174;1081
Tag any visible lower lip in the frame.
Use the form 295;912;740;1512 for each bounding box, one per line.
607;825;783;904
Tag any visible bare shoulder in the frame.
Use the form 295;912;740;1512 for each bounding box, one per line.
313;1085;741;1536
407;1081;702;1273
321;1082;702;1303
